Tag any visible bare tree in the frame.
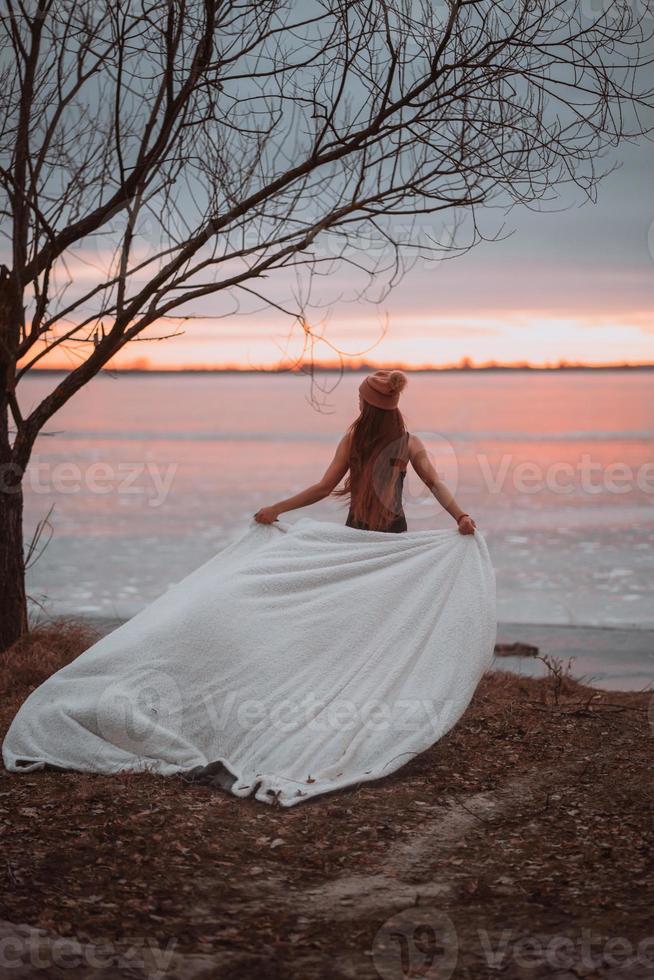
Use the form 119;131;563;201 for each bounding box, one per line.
0;0;652;651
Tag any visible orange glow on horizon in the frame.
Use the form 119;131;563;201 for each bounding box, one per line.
18;307;654;373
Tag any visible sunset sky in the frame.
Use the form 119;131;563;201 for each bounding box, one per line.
30;83;654;372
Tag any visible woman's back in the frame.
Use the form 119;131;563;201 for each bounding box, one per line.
345;430;410;533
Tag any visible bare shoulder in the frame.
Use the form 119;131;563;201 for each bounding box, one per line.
336;430;352;457
408;432;427;460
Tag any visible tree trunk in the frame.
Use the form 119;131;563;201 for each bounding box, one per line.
0;479;27;651
0;266;28;651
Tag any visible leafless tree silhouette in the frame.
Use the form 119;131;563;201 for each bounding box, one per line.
0;0;652;649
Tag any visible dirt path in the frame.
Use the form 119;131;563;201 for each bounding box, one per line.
0;775;539;979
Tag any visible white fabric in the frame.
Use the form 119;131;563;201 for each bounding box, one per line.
3;517;496;806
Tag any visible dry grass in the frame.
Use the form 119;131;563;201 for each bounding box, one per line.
0;620;98;714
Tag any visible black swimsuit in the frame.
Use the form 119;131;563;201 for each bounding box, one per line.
345;433;409;534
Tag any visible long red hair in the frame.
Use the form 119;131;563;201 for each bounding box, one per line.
334;402;409;530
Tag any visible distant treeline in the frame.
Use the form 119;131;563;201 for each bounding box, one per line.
27;362;654;376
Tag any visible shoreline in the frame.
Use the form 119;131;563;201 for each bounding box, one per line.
24;363;654;376
493;621;654;692
23;358;654;377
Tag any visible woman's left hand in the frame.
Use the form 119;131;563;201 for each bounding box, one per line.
254;506;279;524
457;515;476;535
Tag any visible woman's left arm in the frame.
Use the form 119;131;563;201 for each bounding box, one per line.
409;434;477;535
254;434;350;524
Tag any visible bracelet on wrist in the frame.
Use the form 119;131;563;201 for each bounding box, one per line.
456;513;470;524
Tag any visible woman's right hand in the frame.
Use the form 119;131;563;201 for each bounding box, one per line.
457;515;476;535
254;506;279;524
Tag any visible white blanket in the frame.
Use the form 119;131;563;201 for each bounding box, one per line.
3;517;496;806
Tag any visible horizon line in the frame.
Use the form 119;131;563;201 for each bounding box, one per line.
24;359;654;375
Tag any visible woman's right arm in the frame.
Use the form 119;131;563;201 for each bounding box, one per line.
254;433;351;523
409;434;476;534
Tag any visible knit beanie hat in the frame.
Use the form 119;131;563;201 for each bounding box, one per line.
359;370;408;410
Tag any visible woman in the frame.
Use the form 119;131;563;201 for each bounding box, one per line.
254;369;476;536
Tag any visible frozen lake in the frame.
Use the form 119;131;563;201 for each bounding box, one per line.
20;369;654;629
